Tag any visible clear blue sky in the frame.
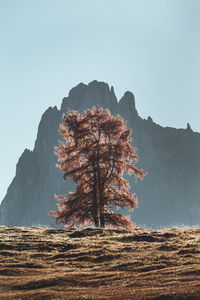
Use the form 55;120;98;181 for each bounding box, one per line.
0;0;200;203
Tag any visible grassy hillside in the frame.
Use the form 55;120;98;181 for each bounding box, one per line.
0;226;200;299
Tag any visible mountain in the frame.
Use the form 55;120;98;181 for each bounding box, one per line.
1;80;200;228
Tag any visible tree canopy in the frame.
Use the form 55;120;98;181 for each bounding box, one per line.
50;106;145;230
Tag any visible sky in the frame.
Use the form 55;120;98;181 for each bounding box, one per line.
0;0;200;203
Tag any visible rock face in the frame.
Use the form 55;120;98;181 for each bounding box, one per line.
1;80;200;228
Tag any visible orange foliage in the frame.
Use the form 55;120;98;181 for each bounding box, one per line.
49;106;146;229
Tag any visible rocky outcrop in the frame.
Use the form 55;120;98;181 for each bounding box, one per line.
1;80;200;228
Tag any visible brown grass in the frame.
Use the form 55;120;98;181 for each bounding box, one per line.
0;226;200;299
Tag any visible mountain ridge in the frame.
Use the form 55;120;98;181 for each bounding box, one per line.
1;80;200;228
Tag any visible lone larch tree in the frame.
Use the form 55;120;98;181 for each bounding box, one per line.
50;106;145;229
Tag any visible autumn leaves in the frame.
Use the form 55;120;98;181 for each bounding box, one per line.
50;107;145;229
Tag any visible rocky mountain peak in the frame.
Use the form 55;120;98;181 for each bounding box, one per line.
119;91;136;111
61;80;117;113
147;116;153;123
68;82;87;100
186;122;192;132
1;81;200;228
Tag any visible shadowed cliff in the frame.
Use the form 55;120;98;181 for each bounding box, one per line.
1;80;200;228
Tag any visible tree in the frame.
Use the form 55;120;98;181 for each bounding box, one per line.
49;106;145;230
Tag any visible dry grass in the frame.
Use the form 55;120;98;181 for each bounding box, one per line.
0;226;200;299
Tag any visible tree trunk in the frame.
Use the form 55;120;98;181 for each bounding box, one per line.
93;167;99;227
98;179;105;228
100;205;105;228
